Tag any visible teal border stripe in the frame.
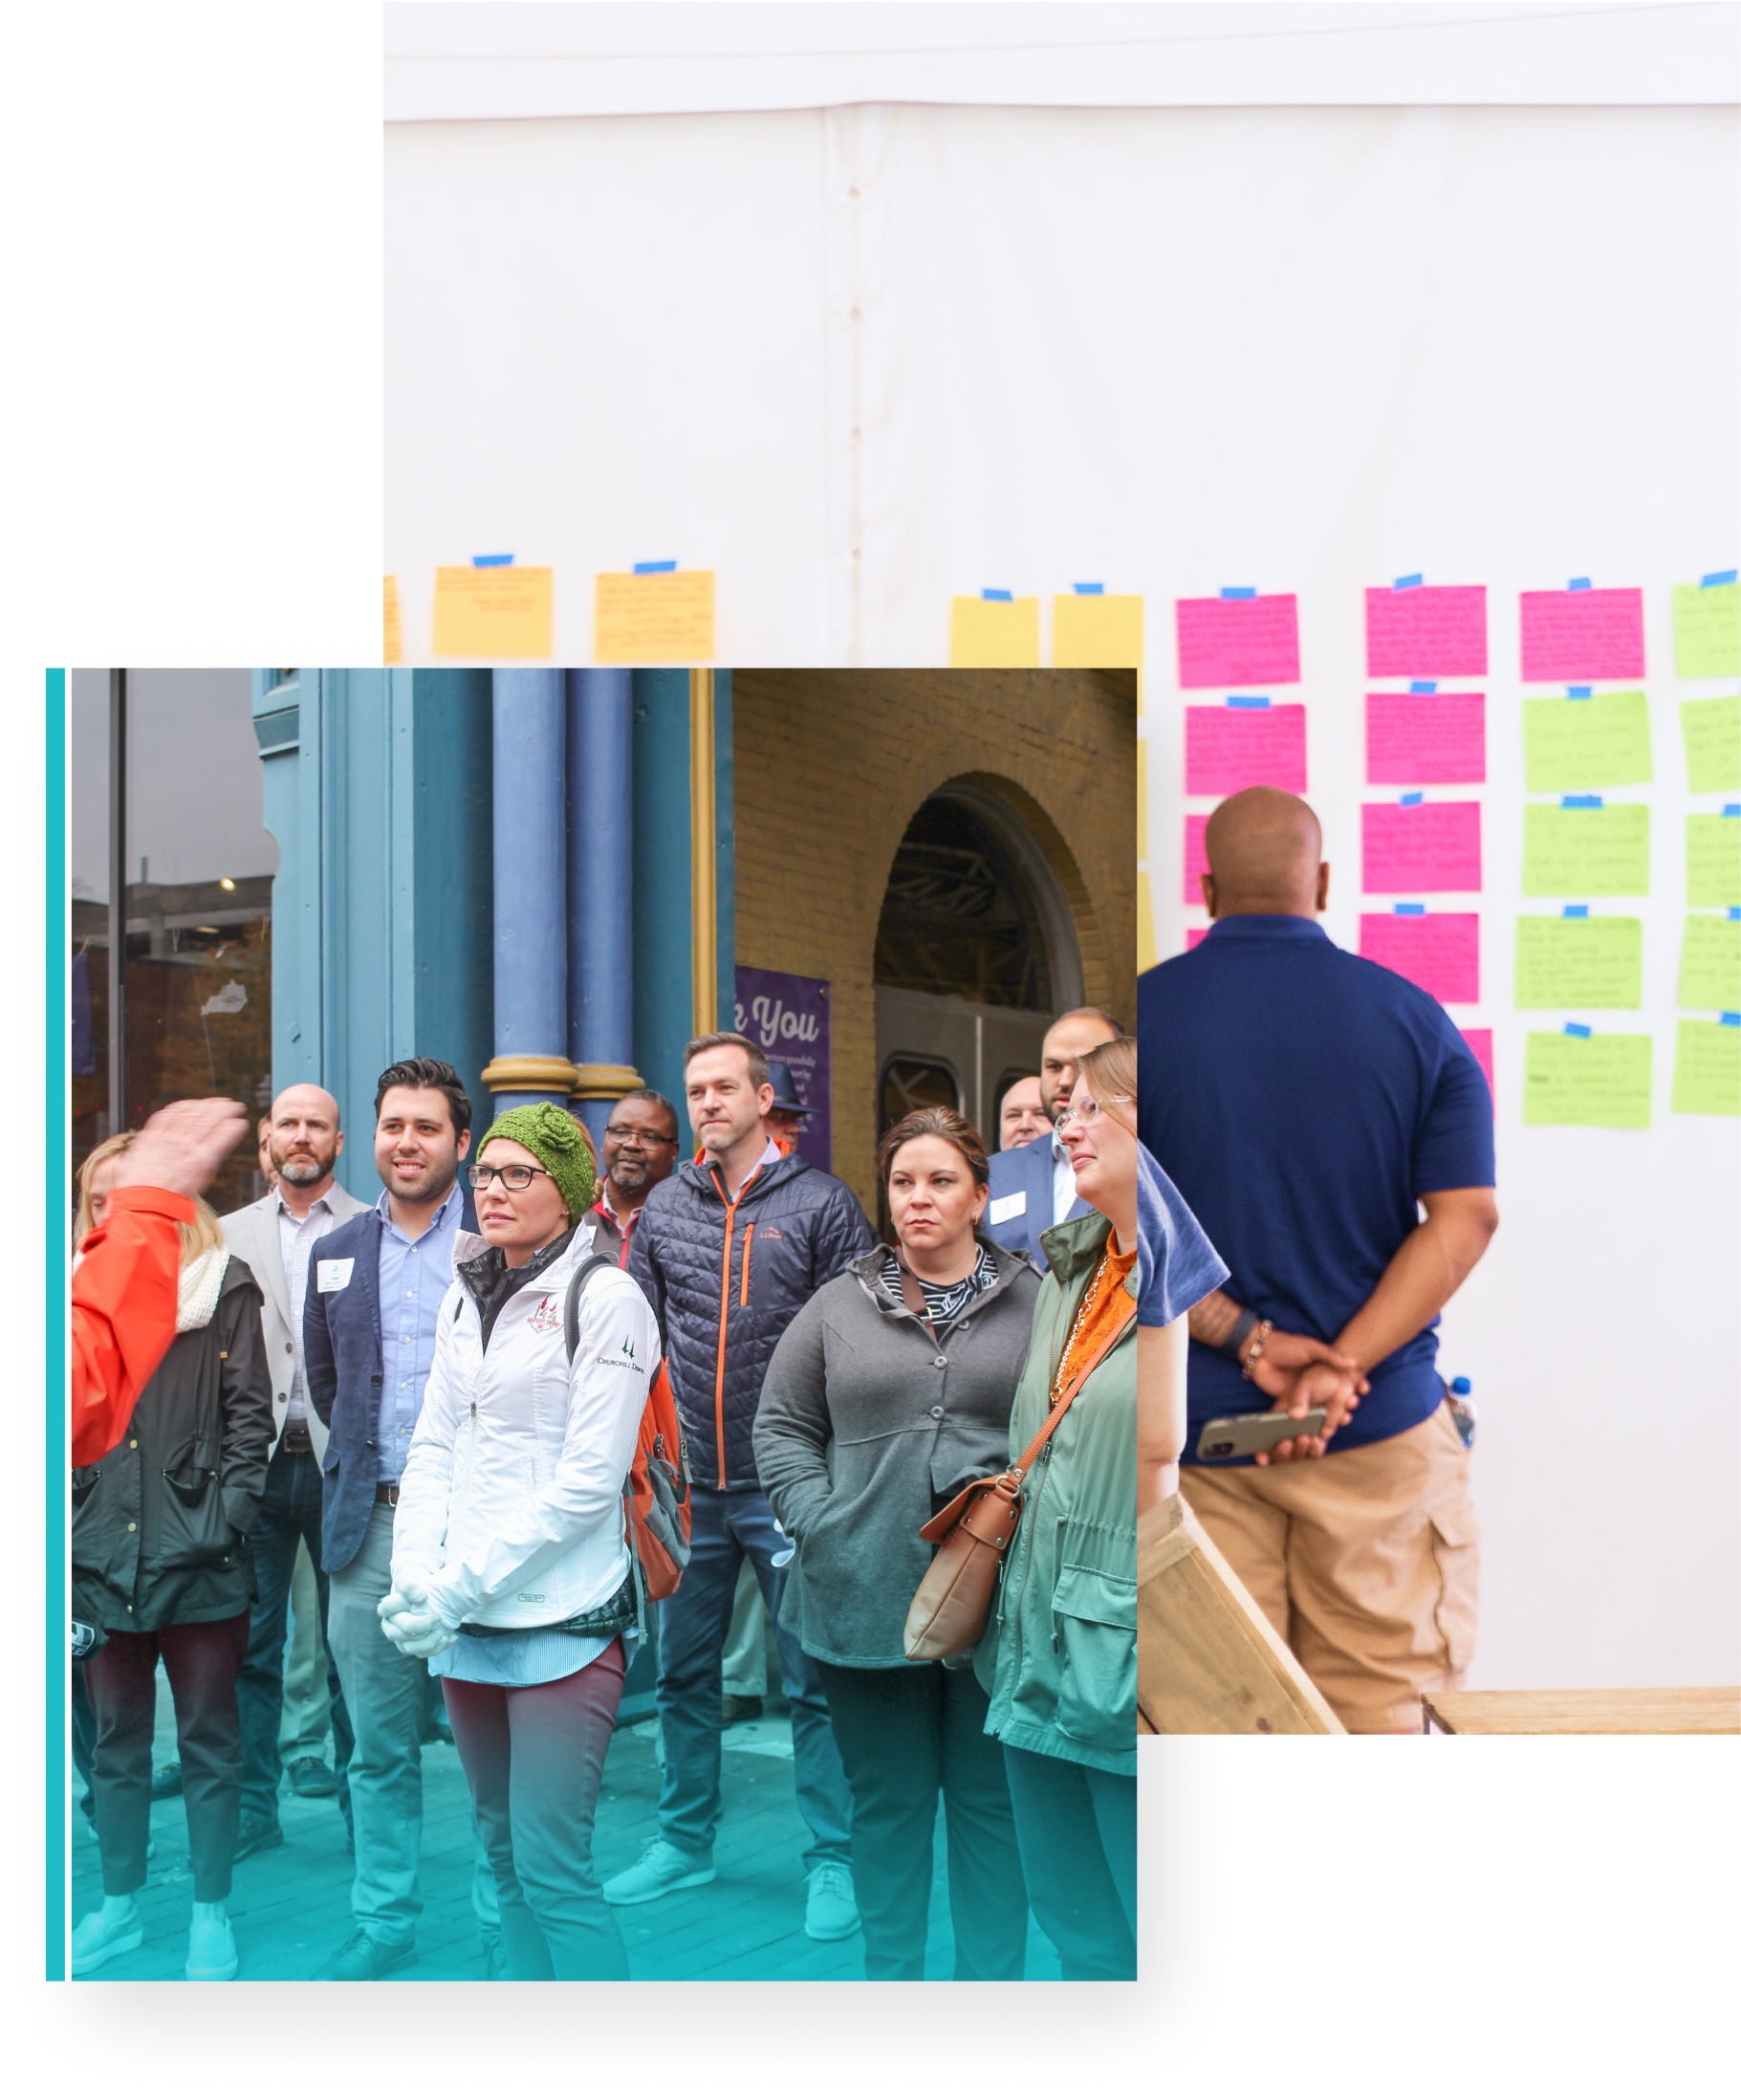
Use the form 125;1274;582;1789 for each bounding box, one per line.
46;669;67;1980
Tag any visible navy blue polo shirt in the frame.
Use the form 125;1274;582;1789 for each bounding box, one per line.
1137;914;1494;1460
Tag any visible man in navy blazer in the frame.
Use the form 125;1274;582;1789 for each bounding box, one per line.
984;1008;1121;1270
302;1057;481;1980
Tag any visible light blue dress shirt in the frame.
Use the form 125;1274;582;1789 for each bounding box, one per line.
375;1180;463;1485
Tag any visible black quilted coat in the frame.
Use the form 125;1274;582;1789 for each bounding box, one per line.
627;1149;873;1491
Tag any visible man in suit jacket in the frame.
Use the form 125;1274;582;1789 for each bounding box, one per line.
219;1083;371;1858
984;1008;1122;1270
302;1057;481;1981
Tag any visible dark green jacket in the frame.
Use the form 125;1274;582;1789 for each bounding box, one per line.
978;1210;1137;1776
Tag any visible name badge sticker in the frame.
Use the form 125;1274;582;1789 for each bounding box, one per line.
988;1192;1027;1225
316;1258;355;1293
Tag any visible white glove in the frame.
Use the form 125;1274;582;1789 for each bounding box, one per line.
377;1577;428;1626
379;1576;454;1658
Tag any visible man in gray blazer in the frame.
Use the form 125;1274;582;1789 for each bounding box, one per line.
220;1083;371;1858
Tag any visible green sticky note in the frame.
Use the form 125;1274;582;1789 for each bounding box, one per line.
1687;813;1741;908
1670;1019;1741;1118
1522;1031;1652;1128
1522;802;1650;897
1673;581;1741;680
1679;694;1741;794
1521;690;1651;791
1513;916;1642;1009
1677;914;1741;1010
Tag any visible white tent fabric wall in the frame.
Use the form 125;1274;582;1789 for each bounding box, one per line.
385;95;1739;1686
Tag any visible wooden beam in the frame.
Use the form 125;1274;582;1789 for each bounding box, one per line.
1137;1494;1344;1736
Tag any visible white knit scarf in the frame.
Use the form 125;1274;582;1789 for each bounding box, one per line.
177;1246;229;1332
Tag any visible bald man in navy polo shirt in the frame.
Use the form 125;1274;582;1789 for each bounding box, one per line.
1139;788;1498;1733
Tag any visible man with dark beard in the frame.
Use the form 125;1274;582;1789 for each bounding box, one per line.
588;1088;681;1265
220;1085;370;1857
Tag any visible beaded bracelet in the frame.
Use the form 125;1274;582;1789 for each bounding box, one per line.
1239;1319;1274;1382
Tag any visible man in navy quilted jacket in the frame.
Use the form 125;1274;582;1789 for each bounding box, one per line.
609;1033;871;1942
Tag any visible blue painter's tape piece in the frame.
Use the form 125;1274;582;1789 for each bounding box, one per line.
1394;573;1424;590
982;588;1013;602
1394;903;1425;915
1701;569;1737;587
1562;905;1589;918
1563;1023;1593;1039
1721;1013;1741;1027
1220;586;1255;600
1568;577;1592;591
1725;804;1741;818
1730;908;1741;921
633;560;677;574
1073;582;1103;595
472;554;512;568
1400;792;1425;807
1226;695;1270;709
1562;795;1602;809
1409;681;1437;694
1568;686;1593;699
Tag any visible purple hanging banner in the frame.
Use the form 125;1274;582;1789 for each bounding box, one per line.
733;965;833;1173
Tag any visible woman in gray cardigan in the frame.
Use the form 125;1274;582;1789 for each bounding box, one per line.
754;1106;1041;1980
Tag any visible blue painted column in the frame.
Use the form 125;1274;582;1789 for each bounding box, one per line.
565;670;643;1154
483;671;575;1114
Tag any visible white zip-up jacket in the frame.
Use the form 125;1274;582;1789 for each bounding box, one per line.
391;1225;660;1633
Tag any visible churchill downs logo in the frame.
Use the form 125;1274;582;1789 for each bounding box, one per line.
596;1337;639;1371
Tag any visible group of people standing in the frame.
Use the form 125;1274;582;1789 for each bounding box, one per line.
69;1000;1195;1984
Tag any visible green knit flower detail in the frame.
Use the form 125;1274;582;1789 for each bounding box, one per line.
476;1101;597;1222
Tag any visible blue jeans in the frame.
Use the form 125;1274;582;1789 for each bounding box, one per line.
655;1485;851;1871
1001;1744;1137;1980
236;1445;354;1826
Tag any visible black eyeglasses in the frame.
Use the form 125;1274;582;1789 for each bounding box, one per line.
468;1163;557;1192
603;1125;678;1146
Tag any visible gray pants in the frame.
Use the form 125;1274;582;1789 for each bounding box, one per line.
328;1503;498;1946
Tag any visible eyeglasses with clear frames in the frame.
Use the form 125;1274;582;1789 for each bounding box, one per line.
468;1163;558;1191
1058;1095;1132;1129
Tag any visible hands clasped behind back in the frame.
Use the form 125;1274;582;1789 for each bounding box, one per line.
378;1577;453;1657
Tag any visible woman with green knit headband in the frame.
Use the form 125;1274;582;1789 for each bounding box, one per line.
373;1097;662;1980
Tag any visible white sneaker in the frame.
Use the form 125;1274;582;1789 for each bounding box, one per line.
71;1902;143;1976
804;1862;860;1942
185;1910;239;1981
600;1838;716;1906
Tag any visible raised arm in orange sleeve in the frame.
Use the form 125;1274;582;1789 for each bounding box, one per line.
70;1186;195;1465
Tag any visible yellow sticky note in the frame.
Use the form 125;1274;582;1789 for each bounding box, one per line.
1677;913;1741;1011
1671;1019;1741;1117
950;597;1039;668
1687;813;1741;908
1138;868;1157;974
1513;916;1643;1010
1054;594;1143;669
431;566;554;659
1673;582;1741;680
1679;694;1741;794
1522;1031;1652;1129
383;577;402;666
594;571;715;665
1521;803;1650;897
1521;691;1651;792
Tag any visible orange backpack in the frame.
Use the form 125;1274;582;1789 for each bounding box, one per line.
563;1254;691;1609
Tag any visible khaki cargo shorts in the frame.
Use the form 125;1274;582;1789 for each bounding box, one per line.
1178;1401;1480;1733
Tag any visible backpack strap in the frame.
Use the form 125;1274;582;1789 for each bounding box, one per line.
562;1252;618;1364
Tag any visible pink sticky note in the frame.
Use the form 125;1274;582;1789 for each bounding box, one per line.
1185;927;1209;952
1361;801;1483;893
1364;586;1488;677
1460;1026;1495;1110
1365;692;1486;785
1175;595;1300;689
1360;912;1480;1004
1518;587;1644;682
1183;814;1209;906
1185;704;1307;795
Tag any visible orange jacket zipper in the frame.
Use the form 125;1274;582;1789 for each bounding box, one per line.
709;1157;768;1491
740;1224;754;1307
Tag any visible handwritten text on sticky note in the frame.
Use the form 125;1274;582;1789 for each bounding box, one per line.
1364;585;1487;677
1679;694;1741;795
1513;915;1643;1010
1519;587;1644;683
1521;690;1652;792
1677;914;1741;1011
1365;692;1486;785
432;566;554;659
1175;594;1299;689
594;570;715;664
1671;1018;1740;1117
1359;912;1479;1003
1522;803;1650;897
1687;812;1741;908
1523;1030;1652;1128
1184;704;1307;796
1361;801;1482;893
1673;581;1741;680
